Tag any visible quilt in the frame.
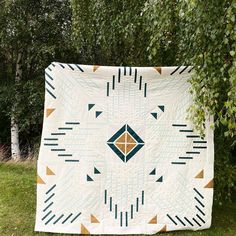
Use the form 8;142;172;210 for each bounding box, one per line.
35;63;214;234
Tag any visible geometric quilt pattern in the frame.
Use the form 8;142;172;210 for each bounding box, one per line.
35;63;214;234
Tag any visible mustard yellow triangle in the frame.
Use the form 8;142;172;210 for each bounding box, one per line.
126;143;136;154
91;214;99;223
46;166;55;176
204;179;214;188
126;133;136;143
116;143;126;153
93;65;100;72
46;108;55;118
159;225;167;232
37;174;45;184
154;67;161;74
116;133;126;143
81;224;90;234
148;215;157;224
195;170;204;179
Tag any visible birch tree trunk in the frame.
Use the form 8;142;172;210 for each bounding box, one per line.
11;52;22;160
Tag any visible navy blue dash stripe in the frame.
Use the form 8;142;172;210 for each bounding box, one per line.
188;67;194;73
65;122;80;125
112;75;115;90
65;160;79;162
172;124;187;127
115;204;118;219
186;151;200;154
45;214;55;225
193;140;207;143
59;64;65;68
179;130;193;132
46;89;56;99
105;190;107;204
171;161;186;164
196;214;205;223
107;82;109;96
131;205;133;219
110;197;112;211
62;213;73;224
42;210;52;221
195;205;205;216
195;197;205;207
51;133;66;135
167;214;177;225
144;83;147;97
120;212;123;227
47;67;52;71
124;67;126;75
179;66;188;74
192;217;201;227
44;143;58;146
194;188;204;199
45;72;53;80
58;154;72;157
43;202;53;212
75;64;84;72
129;67;132;76
184;217;194;226
58;127;72;130
126;212;128;227
53;214;64;224
179;156;193;159
45;80;55;90
186;135;200;138
136;198;139;212
44;138;58;141
176;215;186;226
170;66;181;75
118;68;121;82
52;63;56;67
142;191;144;204
51;149;65;151
46;184;56;194
71;213;81;223
45;193;55;203
134;69;137;83
193;146;207;149
68;64;74;70
139;76;142;90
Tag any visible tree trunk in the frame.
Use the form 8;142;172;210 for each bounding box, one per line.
11;52;22;160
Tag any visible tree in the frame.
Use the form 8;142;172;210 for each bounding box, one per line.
0;0;74;160
71;0;150;66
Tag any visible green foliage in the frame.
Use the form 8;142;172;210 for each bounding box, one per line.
0;0;77;153
71;0;150;65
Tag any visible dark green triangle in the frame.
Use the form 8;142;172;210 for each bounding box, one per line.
149;168;156;175
88;104;95;110
87;175;94;181
151;113;157;119
96;111;102;118
94;167;101;174
158;105;165;112
156;176;163;182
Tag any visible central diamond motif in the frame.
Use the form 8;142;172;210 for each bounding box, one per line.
107;124;144;162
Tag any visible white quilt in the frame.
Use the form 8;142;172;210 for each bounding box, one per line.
35;63;214;234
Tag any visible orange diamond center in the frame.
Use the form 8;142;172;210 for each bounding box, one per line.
115;132;136;154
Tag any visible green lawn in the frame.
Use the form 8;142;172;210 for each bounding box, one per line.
0;162;235;236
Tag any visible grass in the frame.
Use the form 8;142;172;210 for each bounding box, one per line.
0;162;235;236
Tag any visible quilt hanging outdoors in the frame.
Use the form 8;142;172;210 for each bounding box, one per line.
35;63;214;235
